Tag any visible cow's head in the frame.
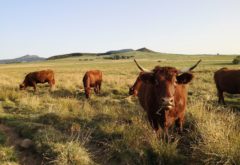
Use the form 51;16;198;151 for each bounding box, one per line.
19;83;26;90
129;72;143;96
84;87;91;99
133;59;201;110
129;86;135;95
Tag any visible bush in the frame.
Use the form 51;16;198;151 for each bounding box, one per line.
0;131;6;145
50;141;94;165
34;127;94;165
232;56;240;64
103;55;134;60
79;59;94;61
0;146;17;163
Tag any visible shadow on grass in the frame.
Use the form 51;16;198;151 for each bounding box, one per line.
207;97;240;112
50;88;75;98
35;112;135;163
49;88;87;101
0;96;205;165
223;94;240;111
98;88;129;100
176;113;203;164
36;113;125;142
1;105;204;165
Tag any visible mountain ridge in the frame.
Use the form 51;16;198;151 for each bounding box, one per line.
0;47;157;62
0;55;45;64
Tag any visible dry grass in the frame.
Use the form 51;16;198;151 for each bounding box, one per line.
0;55;239;164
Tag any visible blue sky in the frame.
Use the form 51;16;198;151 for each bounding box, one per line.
1;0;240;59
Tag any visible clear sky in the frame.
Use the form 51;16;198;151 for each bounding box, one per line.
1;0;240;59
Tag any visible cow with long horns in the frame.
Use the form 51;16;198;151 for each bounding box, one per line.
214;68;240;104
132;59;201;139
129;60;201;97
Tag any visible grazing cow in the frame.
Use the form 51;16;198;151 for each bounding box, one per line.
133;59;201;139
19;69;55;92
214;68;240;104
129;60;201;97
83;70;102;98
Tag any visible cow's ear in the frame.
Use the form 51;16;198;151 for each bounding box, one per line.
177;73;193;84
139;72;155;84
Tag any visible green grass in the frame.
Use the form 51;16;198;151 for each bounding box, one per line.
0;125;18;164
0;53;239;164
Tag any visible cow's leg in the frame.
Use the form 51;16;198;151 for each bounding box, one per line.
94;82;100;94
175;117;184;134
98;81;102;94
148;115;161;137
85;87;90;99
52;78;55;85
32;83;37;92
49;83;53;91
94;86;98;94
218;90;225;105
48;81;54;91
163;127;169;142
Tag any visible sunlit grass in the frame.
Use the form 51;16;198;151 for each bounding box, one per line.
0;54;239;164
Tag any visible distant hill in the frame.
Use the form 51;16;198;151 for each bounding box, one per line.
47;49;134;60
47;52;98;60
0;55;45;64
136;47;155;53
46;47;156;60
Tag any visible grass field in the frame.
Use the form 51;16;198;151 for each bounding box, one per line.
0;52;240;165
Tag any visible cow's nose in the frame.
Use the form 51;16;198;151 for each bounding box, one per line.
161;97;174;105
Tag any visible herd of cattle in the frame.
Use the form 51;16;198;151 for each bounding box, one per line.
18;60;240;139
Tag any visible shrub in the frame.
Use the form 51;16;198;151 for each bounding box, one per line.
103;55;134;60
232;56;240;64
0;131;6;145
0;146;17;163
34;127;94;164
50;141;94;165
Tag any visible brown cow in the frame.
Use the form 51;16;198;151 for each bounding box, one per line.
133;59;201;139
19;69;55;92
83;70;102;98
214;68;240;104
129;72;143;96
129;59;201;97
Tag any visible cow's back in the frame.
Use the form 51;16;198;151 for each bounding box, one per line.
25;69;54;83
35;70;54;82
83;70;102;86
214;68;240;94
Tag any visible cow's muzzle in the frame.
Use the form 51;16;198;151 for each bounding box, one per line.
160;97;174;107
156;97;175;115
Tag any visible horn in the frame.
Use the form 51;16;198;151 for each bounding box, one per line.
179;59;201;73
133;59;150;72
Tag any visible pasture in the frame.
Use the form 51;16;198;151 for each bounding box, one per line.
0;52;239;165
